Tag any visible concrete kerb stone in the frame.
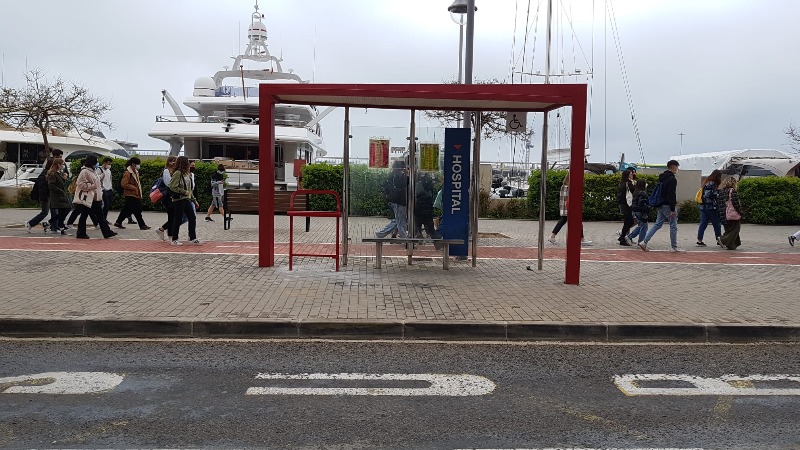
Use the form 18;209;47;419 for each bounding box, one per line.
3;318;800;342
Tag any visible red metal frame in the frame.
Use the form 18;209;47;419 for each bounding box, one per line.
287;189;341;271
259;83;587;284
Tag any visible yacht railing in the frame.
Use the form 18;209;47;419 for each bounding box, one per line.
155;115;307;128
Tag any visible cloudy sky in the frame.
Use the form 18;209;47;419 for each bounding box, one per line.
2;0;799;165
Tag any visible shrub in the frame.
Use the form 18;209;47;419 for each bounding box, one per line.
738;177;800;225
13;187;38;208
676;200;700;223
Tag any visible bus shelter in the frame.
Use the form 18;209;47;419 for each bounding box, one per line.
258;83;588;284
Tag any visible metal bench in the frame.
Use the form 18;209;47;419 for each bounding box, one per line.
361;237;465;270
223;189;308;230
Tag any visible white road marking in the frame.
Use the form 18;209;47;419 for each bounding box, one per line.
0;371;123;394
246;372;495;396
614;374;800;396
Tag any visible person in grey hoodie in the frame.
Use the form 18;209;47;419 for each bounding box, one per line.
639;159;684;252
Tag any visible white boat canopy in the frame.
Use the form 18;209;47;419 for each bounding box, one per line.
671;149;800;177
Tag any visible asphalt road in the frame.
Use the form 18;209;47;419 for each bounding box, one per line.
1;339;799;449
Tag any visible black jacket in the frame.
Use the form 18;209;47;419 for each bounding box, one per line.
630;190;650;214
657;170;678;211
616;180;634;205
383;169;408;206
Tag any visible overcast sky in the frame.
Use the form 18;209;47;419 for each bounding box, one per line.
2;0;799;165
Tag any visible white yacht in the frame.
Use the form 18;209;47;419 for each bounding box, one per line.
0;125;129;185
148;2;326;189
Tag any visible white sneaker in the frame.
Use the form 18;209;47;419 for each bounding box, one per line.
156;228;166;241
94;224;100;230
189;239;203;245
170;240;183;246
581;240;593;246
625;237;632;246
638;242;649;252
25;221;32;233
670;247;686;253
547;237;557;245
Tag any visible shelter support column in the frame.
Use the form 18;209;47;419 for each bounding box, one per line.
258;91;276;267
471;112;481;266
342;107;350;266
565;91;587;285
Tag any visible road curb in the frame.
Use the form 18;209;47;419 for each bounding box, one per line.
2;318;800;342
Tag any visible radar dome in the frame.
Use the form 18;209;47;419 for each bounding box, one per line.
193;77;216;97
248;19;268;43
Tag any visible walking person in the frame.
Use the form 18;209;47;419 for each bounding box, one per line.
375;159;408;239
46;157;71;235
113;157;151;230
414;172;443;249
47;149;69;228
695;169;723;247
204;164;226;222
168;156;201;245
625;179;650;245
156;156;177;241
72;156;117;240
717;177;743;250
24;159;53;233
97;157;115;223
547;172;593;246
66;159;100;230
616;168;636;246
639;160;683;252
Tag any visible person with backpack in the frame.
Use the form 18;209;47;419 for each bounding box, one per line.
624;178;650;245
167;155;201;245
695;169;722;247
375;159;409;239
24;159;53;233
46;157;72;235
616;168;636;246
638;159;684;252
156;156;178;241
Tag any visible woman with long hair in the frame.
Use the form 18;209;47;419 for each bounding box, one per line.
616;168;636;246
696;169;723;247
73;155;117;239
167;156;201;245
548;172;592;246
156;156;178;241
717;177;743;250
625;178;650;245
46;157;71;235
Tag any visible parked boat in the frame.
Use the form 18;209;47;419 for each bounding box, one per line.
148;2;326;190
672;149;800;177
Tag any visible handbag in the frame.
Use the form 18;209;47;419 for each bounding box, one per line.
73;189;93;208
725;196;741;221
149;188;164;203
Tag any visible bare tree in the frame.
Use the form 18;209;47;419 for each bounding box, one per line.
785;123;800;151
0;69;113;155
423;78;535;142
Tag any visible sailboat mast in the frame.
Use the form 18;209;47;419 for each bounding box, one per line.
535;0;554;270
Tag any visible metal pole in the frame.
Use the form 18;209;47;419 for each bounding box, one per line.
536;0;554;271
407;110;417;263
342;107;350;266
463;0;475;128
457;23;464;128
471;112;481;267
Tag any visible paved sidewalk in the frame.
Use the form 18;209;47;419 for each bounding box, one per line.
1;207;799;342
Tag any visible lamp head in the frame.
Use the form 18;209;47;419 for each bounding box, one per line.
448;0;476;25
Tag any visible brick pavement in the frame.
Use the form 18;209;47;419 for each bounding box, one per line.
1;207;799;342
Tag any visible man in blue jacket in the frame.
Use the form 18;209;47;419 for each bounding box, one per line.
639;160;684;252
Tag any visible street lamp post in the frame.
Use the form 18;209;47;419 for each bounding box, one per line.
448;0;476;128
678;132;685;155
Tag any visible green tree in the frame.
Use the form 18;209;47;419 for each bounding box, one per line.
0;69;113;154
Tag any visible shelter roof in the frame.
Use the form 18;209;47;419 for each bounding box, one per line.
260;83;587;112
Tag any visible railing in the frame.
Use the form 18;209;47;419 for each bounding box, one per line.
155;115;308;128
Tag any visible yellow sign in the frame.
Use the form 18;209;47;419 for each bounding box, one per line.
419;143;440;172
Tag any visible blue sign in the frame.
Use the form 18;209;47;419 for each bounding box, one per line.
441;128;471;256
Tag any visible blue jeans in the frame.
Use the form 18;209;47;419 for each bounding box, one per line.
697;205;721;242
376;202;408;238
627;212;649;244
643;205;678;248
